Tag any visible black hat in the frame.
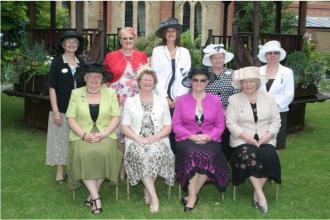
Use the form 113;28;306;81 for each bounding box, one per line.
182;66;211;88
156;17;183;38
54;30;87;55
82;63;113;82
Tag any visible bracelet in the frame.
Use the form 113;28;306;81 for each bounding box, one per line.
82;132;86;140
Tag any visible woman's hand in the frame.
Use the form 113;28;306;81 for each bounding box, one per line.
167;98;175;109
53;111;63;126
189;134;209;145
240;132;258;147
83;133;103;143
257;132;273;147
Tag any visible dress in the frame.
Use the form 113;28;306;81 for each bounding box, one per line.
124;101;175;186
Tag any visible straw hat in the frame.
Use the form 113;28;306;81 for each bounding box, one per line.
202;44;234;66
232;66;268;89
257;40;286;63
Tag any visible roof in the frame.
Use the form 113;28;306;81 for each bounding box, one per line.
296;16;330;28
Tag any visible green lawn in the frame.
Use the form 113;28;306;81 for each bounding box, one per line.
1;94;330;219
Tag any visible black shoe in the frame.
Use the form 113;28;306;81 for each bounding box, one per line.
91;198;103;214
184;194;199;212
181;197;187;206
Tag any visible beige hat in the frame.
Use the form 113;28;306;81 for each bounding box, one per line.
232;66;268;89
257;40;286;63
202;44;234;66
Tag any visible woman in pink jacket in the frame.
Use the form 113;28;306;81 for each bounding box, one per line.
173;66;229;212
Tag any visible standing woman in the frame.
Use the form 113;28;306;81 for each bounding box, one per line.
103;27;148;179
46;31;86;183
151;17;191;152
203;44;240;159
257;40;294;152
173;66;229;212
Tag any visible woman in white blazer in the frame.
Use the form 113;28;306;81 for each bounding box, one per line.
122;65;175;213
226;67;281;214
258;40;294;151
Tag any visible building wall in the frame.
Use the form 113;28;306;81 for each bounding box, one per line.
287;2;330;17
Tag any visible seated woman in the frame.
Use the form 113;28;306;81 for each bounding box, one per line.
66;63;121;214
122;65;175;213
226;66;281;214
173;66;229;212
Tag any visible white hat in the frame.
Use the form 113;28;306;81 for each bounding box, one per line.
202;44;234;66
257;40;287;63
232;66;268;89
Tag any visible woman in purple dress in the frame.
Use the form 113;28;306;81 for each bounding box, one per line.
173;66;229;212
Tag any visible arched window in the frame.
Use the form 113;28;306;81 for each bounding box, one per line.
137;1;145;36
194;2;202;39
182;2;190;32
125;1;133;27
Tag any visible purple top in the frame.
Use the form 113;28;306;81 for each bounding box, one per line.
173;93;225;142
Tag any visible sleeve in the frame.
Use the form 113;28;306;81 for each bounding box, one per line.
66;90;78;118
274;69;295;110
109;89;120;117
225;96;244;138
151;48;167;97
122;98;131;125
267;96;281;136
48;58;58;88
162;98;172;126
207;99;225;141
172;96;192;140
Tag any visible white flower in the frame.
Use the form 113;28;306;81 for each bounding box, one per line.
61;68;68;73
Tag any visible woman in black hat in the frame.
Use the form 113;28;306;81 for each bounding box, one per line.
151;17;191;153
66;63;122;214
46;30;86;183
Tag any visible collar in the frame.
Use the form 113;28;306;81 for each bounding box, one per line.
62;54;80;64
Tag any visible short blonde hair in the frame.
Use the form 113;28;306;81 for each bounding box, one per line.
119;27;137;39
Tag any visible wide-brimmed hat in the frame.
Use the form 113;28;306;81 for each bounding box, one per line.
82;63;113;82
156;17;183;38
182;66;211;88
54;30;87;55
202;44;234;66
232;66;268;89
257;40;286;63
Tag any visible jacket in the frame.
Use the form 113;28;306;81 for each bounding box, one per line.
151;46;191;100
259;64;294;112
66;86;120;142
226;91;281;148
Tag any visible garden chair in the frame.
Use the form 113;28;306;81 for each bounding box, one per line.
232;181;279;200
72;185;119;201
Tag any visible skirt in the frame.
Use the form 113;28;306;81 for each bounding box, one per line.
230;144;281;186
124;141;175;186
276;112;288;150
66;127;122;190
45;111;69;166
175;140;229;192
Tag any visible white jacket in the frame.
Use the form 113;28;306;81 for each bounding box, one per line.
151;46;191;100
259;64;295;112
122;93;172;152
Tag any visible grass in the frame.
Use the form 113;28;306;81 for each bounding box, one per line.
1;93;330;219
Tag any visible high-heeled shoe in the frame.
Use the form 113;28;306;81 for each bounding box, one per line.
91;198;103;214
184;194;199;212
258;204;268;213
181;197;188;206
84;198;92;207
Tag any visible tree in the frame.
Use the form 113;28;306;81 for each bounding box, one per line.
234;2;297;34
1;1;29;31
36;2;70;28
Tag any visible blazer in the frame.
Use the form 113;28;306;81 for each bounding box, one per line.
172;93;225;142
151;46;191;100
259;64;294;112
122;93;172;151
66;86;120;142
226;91;281;148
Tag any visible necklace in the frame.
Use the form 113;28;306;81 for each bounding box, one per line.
87;89;100;95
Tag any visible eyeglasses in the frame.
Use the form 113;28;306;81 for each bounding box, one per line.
192;78;208;83
121;37;134;41
266;51;280;55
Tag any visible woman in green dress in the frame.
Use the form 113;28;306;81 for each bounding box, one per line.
66;63;122;214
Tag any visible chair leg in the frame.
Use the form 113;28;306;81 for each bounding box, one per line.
275;183;279;200
115;185;119;201
127;178;130;200
72;190;75;200
178;184;182;200
221;192;225;200
168;185;171;200
233;185;236;200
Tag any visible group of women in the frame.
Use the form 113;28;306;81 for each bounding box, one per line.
45;17;294;215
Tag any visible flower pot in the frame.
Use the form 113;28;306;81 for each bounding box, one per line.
17;74;48;95
294;83;317;98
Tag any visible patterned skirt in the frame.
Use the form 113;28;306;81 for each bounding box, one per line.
124;141;175;186
175;140;229;192
230;144;281;186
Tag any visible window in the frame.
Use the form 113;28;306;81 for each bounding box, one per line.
125;1;133;27
137;1;145;36
194;2;202;39
183;2;190;32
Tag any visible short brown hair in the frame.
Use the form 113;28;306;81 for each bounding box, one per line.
137;69;158;89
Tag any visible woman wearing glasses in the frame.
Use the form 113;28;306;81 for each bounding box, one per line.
173;66;229;212
104;27;148;179
257;40;294;152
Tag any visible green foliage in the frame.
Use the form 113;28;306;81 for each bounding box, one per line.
135;33;160;57
234;2;297;34
56;7;70;28
2;63;20;84
0;1;29;31
35;2;69;28
180;30;202;65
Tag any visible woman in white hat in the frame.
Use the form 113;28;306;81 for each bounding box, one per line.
202;44;240;160
257;40;294;152
226;66;281;214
